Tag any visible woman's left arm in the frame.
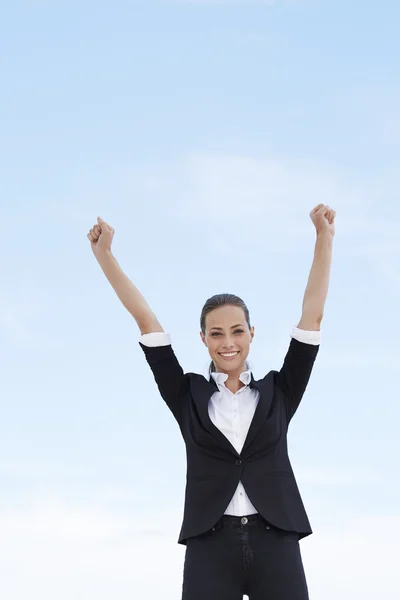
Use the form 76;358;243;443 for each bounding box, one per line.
297;204;335;330
277;205;335;422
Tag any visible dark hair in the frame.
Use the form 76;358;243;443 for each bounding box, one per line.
200;293;251;376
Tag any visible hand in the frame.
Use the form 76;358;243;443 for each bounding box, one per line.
87;217;115;255
310;204;336;236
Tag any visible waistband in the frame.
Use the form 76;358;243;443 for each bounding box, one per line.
212;513;270;531
222;514;261;524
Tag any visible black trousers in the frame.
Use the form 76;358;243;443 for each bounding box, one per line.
181;514;309;600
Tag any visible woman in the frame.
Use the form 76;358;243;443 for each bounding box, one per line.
87;203;335;600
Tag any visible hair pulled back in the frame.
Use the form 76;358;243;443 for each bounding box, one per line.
200;293;251;375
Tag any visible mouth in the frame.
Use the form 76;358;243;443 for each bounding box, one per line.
218;351;240;361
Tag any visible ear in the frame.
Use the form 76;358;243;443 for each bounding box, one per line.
250;326;255;342
200;331;207;347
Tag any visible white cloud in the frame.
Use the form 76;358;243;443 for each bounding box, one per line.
165;0;276;5
150;153;398;275
0;280;59;350
174;154;358;221
315;348;400;370
108;150;399;303
0;497;184;599
296;466;380;486
0;461;87;477
152;153;374;236
343;84;400;145
0;299;49;348
356;236;400;293
163;0;302;5
56;150;400;291
0;493;398;600
303;515;400;599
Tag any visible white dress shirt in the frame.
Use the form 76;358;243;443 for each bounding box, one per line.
140;326;321;516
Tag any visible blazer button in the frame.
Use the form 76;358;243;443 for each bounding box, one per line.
236;459;242;465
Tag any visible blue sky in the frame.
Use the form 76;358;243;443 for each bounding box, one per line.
1;0;399;598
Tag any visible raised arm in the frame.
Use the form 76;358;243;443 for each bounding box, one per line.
88;217;163;334
297;204;335;329
278;204;335;422
88;217;187;424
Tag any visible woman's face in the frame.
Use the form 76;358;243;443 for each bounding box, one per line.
200;305;255;374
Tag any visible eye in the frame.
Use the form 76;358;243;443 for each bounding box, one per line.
210;330;244;337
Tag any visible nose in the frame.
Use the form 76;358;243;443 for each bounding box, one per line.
222;337;237;350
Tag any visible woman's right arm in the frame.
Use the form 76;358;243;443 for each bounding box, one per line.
95;249;164;334
88;216;163;334
88;217;187;422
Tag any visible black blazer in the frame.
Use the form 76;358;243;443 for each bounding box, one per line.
139;337;319;545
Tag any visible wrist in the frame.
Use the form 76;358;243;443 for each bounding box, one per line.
316;230;334;239
94;247;114;262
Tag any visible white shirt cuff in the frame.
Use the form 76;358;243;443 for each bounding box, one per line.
291;325;321;345
140;332;172;347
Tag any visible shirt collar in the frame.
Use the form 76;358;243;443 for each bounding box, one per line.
210;368;252;387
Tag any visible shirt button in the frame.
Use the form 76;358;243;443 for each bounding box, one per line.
236;459;242;465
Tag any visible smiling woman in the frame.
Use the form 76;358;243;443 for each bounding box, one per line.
199;294;254;394
88;206;335;600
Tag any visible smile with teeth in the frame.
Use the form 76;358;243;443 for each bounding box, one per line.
219;351;240;359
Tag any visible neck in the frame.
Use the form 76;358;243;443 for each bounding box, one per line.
215;361;249;393
225;378;246;394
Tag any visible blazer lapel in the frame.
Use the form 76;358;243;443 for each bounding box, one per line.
190;372;275;457
190;376;240;457
241;372;274;454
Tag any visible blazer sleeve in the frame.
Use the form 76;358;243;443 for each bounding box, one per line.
139;341;188;424
276;337;319;423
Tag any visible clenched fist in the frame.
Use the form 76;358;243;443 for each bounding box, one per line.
310;204;336;236
87;217;115;255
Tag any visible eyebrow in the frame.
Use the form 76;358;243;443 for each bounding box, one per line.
209;324;244;331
